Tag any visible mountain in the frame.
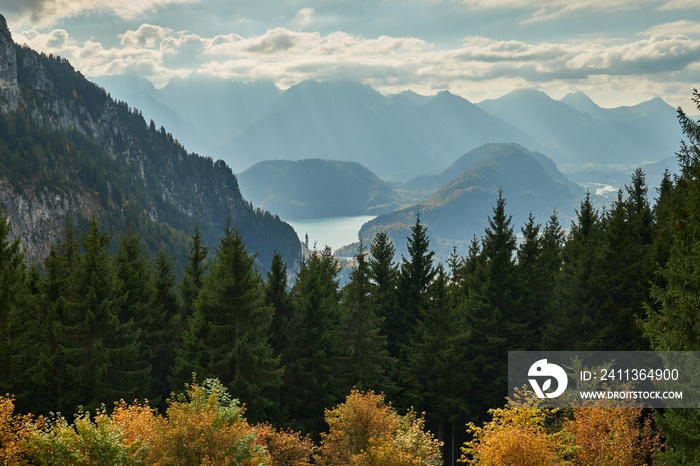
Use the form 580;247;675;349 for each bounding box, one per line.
93;75;281;158
96;75;680;181
478;88;682;165
0;16;300;272
403;142;577;195
237;159;406;220
360;143;584;257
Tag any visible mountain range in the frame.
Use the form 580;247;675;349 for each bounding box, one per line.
96;75;683;181
0;16;300;272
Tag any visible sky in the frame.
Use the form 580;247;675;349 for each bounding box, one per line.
2;0;700;109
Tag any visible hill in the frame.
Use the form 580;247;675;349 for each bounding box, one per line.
237;158;406;219
360;143;584;257
0;15;300;272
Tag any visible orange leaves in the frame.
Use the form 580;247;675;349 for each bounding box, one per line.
316;389;442;466
255;422;315;465
2;387;443;465
0;395;33;465
462;392;563;465
461;392;662;465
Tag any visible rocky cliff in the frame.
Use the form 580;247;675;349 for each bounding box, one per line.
0;14;300;271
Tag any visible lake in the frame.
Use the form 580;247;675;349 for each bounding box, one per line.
286;215;376;252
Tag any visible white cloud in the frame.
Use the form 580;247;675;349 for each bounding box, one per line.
295;8;315;30
7;0;198;29
642;20;700;36
14;24;700;107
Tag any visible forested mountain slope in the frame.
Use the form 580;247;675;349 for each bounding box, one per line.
0;15;300;272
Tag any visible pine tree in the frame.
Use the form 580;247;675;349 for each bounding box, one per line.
339;241;393;395
368;231;399;355
0;210;26;397
464;190;519;420
644;89;700;464
150;250;182;405
515;212;543;350
60;219;150;412
172;222;282;421
403;265;473;460
285;246;342;435
396;212;435;354
179;223;208;318
265;252;293;360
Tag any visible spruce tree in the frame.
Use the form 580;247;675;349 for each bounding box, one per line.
542;193;604;350
464;190;519;420
285;246;342;435
0;210;26;398
172;222;282;421
645;89;700;464
60;219;150;412
339;241;393;395
151;250;183;405
396;212;435;354
368;231;399;355
179;223;208;317
404;265;472;459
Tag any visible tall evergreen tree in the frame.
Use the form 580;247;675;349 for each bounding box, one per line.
404;265;473;461
368;231;399;355
179;223;208;317
396;212;435;354
645;89;700;464
265;252;293;360
60;219;150;412
464;190;520;420
339;241;393;395
542;193;604;350
172;222;282;421
0;210;26;398
284;246;342;435
150;250;183;405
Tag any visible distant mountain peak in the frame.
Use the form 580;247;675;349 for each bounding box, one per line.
560;91;600;114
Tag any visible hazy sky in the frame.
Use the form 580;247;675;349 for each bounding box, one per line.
3;0;700;108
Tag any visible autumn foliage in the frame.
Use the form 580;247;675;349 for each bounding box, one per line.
0;386;441;465
316;389;442;466
461;391;662;465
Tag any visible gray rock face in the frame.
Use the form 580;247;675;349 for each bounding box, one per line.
0;14;18;115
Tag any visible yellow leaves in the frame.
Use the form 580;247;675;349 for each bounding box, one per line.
461;391;662;465
255;422;315;465
0;395;34;465
316;390;442;466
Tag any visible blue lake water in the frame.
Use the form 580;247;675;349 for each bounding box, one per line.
286;215;376;252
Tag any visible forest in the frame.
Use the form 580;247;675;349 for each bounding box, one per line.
1;89;700;465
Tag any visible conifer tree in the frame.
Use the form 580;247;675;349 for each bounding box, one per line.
339;241;393;395
464;190;519;419
265;252;293;360
150;250;182;405
0;210;26;397
542;193;604;350
179;223;208;317
60;219;150;412
396;212;435;354
172;222;282;421
368;231;398;337
285;246;342;435
403;265;472;459
645;89;700;464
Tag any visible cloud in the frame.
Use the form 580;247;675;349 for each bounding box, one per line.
120;24;173;48
6;0;198;29
13;23;700;106
459;0;691;23
295;8;315;30
642;20;700;36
